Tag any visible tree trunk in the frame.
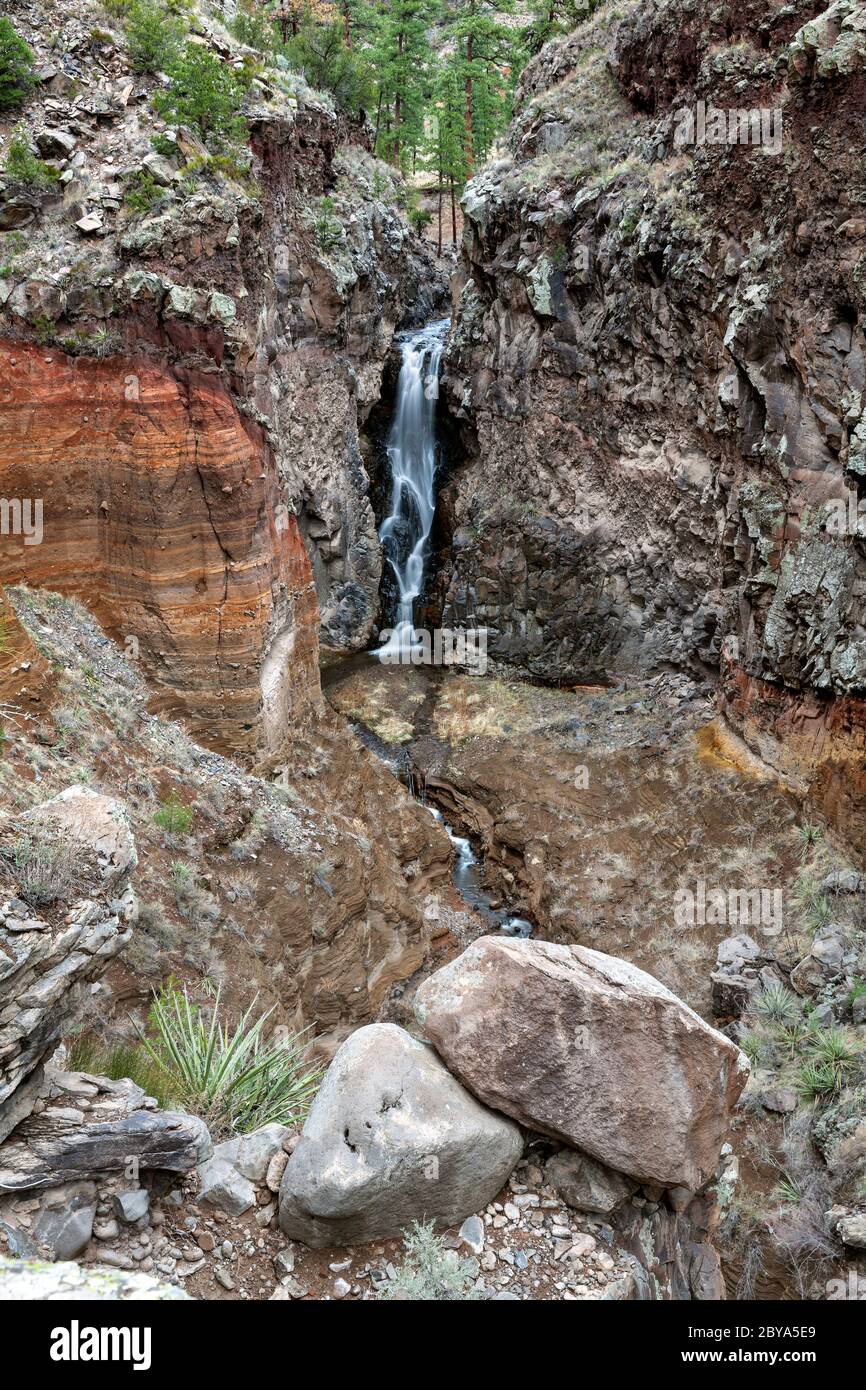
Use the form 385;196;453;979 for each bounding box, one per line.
343;1;352;47
464;33;474;175
437;170;443;257
450;175;457;244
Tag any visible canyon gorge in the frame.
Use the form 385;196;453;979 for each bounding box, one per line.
0;0;864;1319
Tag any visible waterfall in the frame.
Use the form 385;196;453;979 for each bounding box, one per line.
375;318;449;663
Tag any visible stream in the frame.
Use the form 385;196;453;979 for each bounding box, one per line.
362;317;531;937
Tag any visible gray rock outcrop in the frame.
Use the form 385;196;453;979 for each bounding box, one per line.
279;1023;523;1247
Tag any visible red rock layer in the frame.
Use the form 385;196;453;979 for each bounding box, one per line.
721;663;866;862
0;340;321;754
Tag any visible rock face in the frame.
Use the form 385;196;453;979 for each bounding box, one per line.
0;1074;212;1192
443;0;866;851
0;20;447;749
414;937;748;1190
0;341;321;757
0;787;137;1142
278;1023;523;1247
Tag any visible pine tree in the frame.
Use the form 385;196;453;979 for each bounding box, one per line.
449;0;515;174
372;0;439;172
427;57;466;251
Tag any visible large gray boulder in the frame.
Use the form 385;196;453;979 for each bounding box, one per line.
414;937;749;1190
278;1023;522;1247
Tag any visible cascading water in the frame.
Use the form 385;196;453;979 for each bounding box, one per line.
362;315;531;937
375;318;449;662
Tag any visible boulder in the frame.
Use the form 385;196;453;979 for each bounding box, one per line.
837;1213;866;1249
278;1023;523;1247
114;1190;149;1224
414;937;748;1190
32;1183;96;1260
545;1150;636;1214
196;1157;256;1218
213;1123;289;1184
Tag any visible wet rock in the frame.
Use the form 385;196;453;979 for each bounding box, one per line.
278;1023;522;1247
415;937;748;1189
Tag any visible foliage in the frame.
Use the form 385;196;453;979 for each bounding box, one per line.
0;829;83;907
377;1220;483;1300
153;43;246;150
312;194;343;251
230;2;278;51
3;126;60;188
67;1033;181;1109
124;169;163;213
285;17;374;116
153;791;194;835
126;0;185;73
138;984;322;1134
0;17;35;112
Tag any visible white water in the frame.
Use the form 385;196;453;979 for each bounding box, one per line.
375;318;449;663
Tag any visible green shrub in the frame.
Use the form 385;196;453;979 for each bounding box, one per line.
313;194;343;252
153;791;193;835
124;169;163;213
230;4;276;52
285;18;374;117
153;44;246;150
377;1221;483;1301
0;829;83;907
126;0;184;74
0;17;35;112
755;984;802;1026
3;126;60;188
795;1059;840;1101
138;984;322;1134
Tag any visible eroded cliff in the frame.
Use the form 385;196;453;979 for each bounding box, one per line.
443;0;866;844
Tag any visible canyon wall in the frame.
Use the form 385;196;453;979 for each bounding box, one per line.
443;0;866;837
0;11;445;753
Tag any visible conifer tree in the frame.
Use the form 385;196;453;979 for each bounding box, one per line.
372;0;439;172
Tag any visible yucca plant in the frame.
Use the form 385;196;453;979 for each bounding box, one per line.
795;1059;840;1101
809;1026;860;1079
770;1020;808;1062
756;983;802;1026
138;984;321;1134
798;823;822;859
